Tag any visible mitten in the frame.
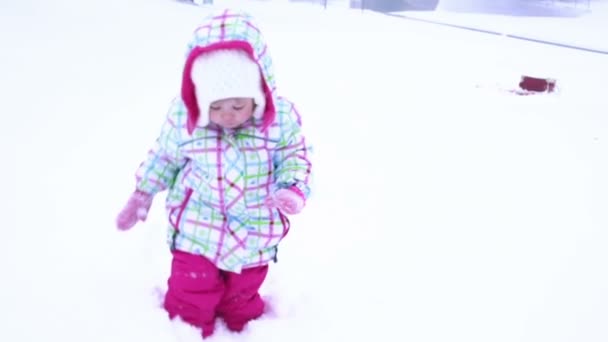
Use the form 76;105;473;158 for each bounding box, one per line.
116;190;154;230
264;188;305;215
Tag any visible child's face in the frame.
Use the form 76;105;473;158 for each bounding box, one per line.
209;98;255;129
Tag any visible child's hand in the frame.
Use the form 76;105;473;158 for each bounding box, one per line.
264;188;305;215
116;190;154;230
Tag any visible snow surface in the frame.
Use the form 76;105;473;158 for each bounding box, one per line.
402;0;608;52
1;0;607;341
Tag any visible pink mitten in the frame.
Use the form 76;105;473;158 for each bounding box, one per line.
116;190;153;230
265;188;305;215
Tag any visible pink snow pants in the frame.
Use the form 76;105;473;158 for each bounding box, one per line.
163;250;268;338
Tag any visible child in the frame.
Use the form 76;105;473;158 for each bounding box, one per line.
115;9;312;339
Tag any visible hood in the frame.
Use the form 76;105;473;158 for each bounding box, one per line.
181;9;278;134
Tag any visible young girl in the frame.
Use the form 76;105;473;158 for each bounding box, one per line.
115;9;312;338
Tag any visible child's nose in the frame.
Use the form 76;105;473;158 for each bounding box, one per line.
221;111;235;119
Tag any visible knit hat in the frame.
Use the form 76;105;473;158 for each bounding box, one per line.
190;49;266;128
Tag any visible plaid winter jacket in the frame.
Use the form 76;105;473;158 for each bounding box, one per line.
134;9;312;273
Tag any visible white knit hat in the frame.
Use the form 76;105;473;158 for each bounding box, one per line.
190;49;266;127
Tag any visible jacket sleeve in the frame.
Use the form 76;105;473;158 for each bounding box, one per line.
272;102;313;199
135;100;189;195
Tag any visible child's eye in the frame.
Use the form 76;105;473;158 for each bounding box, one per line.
210;106;221;111
232;106;245;110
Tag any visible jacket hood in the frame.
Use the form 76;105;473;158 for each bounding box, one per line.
181;9;278;135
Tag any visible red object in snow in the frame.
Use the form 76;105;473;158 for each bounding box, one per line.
519;75;556;93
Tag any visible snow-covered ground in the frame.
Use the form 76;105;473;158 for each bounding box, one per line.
1;0;607;341
396;0;608;52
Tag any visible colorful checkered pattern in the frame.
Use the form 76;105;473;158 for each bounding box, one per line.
186;9;277;95
135;10;312;273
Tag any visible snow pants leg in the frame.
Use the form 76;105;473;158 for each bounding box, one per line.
163;250;268;338
217;265;268;332
163;250;223;338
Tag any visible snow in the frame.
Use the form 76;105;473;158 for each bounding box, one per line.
399;0;608;52
1;0;608;341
